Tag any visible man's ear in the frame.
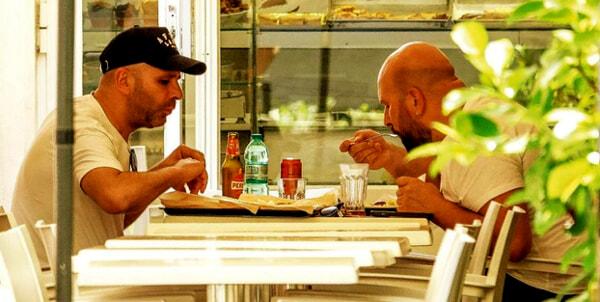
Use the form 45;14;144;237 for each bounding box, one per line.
405;87;426;119
113;67;133;95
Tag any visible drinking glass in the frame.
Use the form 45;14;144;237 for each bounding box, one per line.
277;178;306;200
339;163;368;216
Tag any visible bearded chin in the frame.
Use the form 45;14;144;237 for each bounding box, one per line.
399;129;432;152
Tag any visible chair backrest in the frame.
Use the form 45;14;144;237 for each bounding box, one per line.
0;252;17;302
0;206;16;232
460;205;524;302
424;228;475;302
34;220;57;274
0;225;49;302
468;201;501;274
455;219;481;239
482;206;524;302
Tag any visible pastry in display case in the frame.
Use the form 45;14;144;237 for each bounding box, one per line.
330;0;449;21
87;0;115;29
257;0;327;26
114;0;141;29
451;0;519;20
258;12;325;26
85;0;142;30
141;0;158;26
221;0;250;28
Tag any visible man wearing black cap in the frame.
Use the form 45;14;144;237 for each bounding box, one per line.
11;27;208;268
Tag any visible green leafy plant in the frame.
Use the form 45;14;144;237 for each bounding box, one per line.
408;0;600;300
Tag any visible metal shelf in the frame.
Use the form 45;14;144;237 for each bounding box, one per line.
222;27;553;49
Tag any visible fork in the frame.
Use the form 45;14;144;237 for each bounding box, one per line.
349;133;398;146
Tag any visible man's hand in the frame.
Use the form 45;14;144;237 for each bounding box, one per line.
154;145;205;169
339;129;406;170
395;176;442;212
152;145;208;194
171;158;208;194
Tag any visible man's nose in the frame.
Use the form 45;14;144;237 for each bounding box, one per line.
172;80;183;100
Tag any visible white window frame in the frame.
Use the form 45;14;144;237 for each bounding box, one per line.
191;0;220;192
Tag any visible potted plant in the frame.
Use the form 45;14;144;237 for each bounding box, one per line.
409;0;599;300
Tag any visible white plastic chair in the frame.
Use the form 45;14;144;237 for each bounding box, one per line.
0;225;49;302
33;220;204;301
34;220;57;274
273;227;476;302
298;201;519;302
352;205;523;302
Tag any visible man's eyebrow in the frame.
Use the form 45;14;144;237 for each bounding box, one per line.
160;72;181;79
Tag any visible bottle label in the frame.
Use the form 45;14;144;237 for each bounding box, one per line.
231;181;244;190
245;164;268;182
231;172;244;191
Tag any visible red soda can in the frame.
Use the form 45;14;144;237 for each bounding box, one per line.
281;158;302;198
281;158;302;179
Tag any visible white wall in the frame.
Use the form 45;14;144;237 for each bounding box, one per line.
0;0;38;209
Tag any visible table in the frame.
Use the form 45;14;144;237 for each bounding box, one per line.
147;215;432;246
73;215;431;302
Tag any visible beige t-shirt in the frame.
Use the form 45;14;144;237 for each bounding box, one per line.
12;94;127;268
440;98;585;294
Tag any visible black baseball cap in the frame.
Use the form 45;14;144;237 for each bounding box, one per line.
99;26;206;75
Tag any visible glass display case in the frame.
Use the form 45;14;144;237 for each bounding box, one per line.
218;0;554;186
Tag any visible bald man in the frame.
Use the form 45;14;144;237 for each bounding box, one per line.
339;42;584;300
12;27;209;268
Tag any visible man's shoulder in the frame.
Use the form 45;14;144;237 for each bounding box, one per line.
73;94;106;126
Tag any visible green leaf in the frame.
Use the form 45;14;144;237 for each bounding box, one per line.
485;39;514;76
574;30;600;46
566;188;588;235
442;88;488;115
506;189;526;205
508;0;544;23
539;8;577;24
560;241;589;272
407;142;444;160
504;67;536;96
547;159;593;201
539;60;568;88
553;29;575;43
452;112;500;138
451;22;488;56
431;122;460;138
533;199;566;234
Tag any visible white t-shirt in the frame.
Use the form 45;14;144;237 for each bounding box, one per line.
440;98;585;294
12;94;127;268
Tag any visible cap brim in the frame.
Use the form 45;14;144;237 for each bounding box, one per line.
162;55;207;75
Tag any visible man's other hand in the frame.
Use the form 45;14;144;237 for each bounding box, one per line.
339;129;406;170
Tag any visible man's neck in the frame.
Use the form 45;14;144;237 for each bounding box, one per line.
92;89;132;140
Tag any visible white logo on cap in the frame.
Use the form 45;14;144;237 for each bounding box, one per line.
156;32;177;49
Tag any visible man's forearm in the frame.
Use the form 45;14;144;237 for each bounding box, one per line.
431;199;483;229
82;166;183;216
124;207;146;228
385;156;433;178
